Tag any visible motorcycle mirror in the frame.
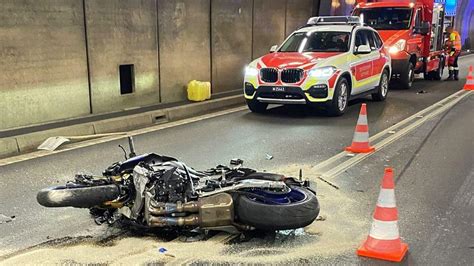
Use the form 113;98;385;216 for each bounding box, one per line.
118;145;128;160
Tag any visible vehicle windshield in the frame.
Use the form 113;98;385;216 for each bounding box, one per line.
279;31;350;53
354;8;413;30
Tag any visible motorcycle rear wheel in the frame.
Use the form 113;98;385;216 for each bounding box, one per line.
235;186;319;231
37;184;120;208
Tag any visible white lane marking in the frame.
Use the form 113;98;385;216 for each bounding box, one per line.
316;90;472;180
312;89;467;174
0;106;248;167
1;89;471;170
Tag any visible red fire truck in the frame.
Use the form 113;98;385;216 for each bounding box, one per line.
353;0;447;89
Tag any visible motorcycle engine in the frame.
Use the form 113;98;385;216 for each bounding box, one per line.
152;166;190;203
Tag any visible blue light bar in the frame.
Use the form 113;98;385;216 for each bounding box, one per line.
445;0;457;16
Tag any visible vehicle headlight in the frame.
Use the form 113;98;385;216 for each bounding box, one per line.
308;66;336;78
245;66;259;76
389;39;406;54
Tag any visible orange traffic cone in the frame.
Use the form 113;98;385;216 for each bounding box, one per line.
464;66;474;91
346;103;374;153
357;168;409;262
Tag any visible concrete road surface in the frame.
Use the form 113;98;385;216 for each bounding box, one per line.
1;55;473;264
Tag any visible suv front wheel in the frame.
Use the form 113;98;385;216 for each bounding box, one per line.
372;69;389;101
327;77;349;116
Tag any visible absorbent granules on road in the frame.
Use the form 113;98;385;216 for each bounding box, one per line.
1;164;369;265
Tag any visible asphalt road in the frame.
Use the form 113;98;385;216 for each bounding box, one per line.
1;55;473;264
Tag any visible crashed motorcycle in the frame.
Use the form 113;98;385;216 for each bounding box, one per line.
37;137;319;232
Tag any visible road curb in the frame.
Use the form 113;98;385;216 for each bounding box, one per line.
0;95;245;158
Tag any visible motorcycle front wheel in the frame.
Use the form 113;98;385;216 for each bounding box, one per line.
234;186;319;231
37;184;120;208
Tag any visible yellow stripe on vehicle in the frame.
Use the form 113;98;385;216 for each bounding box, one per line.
353;75;380;89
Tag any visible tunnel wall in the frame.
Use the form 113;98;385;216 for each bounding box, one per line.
0;0;318;130
286;0;315;36
158;0;211;103
211;0;253;94
0;0;91;130
85;0;160;114
252;0;286;59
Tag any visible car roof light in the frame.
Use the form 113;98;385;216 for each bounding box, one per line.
306;16;362;26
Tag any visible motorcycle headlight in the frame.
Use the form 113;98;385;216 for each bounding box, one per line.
308;66;337;78
245;66;259;76
389;39;406;54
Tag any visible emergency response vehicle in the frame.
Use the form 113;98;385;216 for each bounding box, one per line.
353;0;447;89
243;16;391;116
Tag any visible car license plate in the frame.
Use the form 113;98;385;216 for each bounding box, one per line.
272;87;286;92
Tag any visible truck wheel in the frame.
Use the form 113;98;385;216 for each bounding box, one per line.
400;62;415;89
246;99;268;113
327;77;349;116
372;70;389;101
431;57;444;80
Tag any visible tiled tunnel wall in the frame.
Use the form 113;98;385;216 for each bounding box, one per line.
0;0;319;130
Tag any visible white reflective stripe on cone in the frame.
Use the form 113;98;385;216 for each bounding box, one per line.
357;114;368;125
352;131;369;142
467;79;474;84
377;188;396;208
369;220;400;240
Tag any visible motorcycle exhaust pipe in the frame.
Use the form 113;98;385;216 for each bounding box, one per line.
149;214;200;227
147;193;234;228
149;201;199;215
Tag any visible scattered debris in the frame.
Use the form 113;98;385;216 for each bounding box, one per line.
265;153;273;160
416;115;424;118
158;247;176;258
277;228;306;236
37;133;127;151
0;214;15;224
356;189;365;193
388;130;396;134
316;176;340;190
346;153;355;157
316;215;327;221
37;136;70;151
417;90;428;94
178;233;205;242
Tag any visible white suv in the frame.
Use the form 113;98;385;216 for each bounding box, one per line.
244;16;391;116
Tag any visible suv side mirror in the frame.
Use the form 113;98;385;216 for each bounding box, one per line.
355;45;371;55
269;45;278;53
415;21;430;35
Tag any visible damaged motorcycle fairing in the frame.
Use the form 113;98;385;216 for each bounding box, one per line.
37;141;320;232
129;163;286;230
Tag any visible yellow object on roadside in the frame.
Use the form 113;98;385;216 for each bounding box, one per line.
187;80;211;102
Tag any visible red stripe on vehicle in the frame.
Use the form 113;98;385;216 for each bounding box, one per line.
328;71;340;88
